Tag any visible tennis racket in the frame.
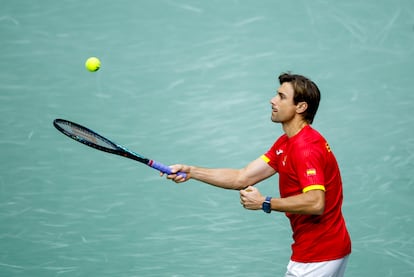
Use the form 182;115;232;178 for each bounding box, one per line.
53;119;186;178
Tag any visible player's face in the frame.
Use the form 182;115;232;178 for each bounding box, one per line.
270;82;297;123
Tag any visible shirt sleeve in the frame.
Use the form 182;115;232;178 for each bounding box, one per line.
293;142;326;192
261;141;280;172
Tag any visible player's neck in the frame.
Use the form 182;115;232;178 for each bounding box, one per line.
282;118;308;138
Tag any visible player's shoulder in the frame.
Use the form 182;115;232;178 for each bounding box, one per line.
274;133;288;147
294;126;327;149
301;125;325;140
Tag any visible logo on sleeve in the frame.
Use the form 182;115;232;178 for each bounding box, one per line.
306;168;317;176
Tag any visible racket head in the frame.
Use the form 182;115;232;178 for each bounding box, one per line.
53;119;186;177
53;119;120;154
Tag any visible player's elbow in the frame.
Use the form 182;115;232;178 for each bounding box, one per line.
234;174;253;190
312;201;325;215
306;190;325;215
234;179;250;190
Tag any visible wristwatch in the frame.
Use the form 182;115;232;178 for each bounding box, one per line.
262;196;272;213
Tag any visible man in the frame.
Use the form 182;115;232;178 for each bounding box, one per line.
164;73;351;276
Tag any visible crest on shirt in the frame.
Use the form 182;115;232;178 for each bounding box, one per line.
276;149;283;155
306;168;317;176
282;155;287;166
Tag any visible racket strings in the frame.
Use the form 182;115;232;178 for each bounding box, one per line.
57;121;118;151
71;126;98;145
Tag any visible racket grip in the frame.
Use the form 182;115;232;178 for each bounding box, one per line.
149;160;187;178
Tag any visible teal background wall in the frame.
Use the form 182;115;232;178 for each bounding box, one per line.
1;0;413;276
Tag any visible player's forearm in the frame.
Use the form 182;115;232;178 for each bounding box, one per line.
189;166;247;190
271;190;325;215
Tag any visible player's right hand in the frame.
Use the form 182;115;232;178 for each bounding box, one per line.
161;164;191;183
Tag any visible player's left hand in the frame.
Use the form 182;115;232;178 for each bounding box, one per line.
240;186;265;210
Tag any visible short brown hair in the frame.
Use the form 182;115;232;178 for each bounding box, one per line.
278;73;321;124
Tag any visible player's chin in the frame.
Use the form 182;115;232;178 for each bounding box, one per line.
271;116;280;123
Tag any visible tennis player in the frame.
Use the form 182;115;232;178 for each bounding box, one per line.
165;73;351;276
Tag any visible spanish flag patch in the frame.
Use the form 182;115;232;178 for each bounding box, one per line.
306;168;316;176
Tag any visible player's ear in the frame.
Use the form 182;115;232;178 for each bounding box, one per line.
296;102;308;114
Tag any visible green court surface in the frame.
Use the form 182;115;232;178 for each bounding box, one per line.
1;1;413;276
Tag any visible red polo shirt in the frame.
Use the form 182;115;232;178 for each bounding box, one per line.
262;125;351;262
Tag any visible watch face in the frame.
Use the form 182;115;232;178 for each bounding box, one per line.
262;201;271;213
262;196;272;213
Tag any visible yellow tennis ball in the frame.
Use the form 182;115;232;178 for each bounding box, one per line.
85;57;101;72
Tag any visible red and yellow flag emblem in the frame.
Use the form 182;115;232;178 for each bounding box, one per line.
306;168;316;176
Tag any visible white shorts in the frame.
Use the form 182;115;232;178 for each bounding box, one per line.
284;255;349;277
